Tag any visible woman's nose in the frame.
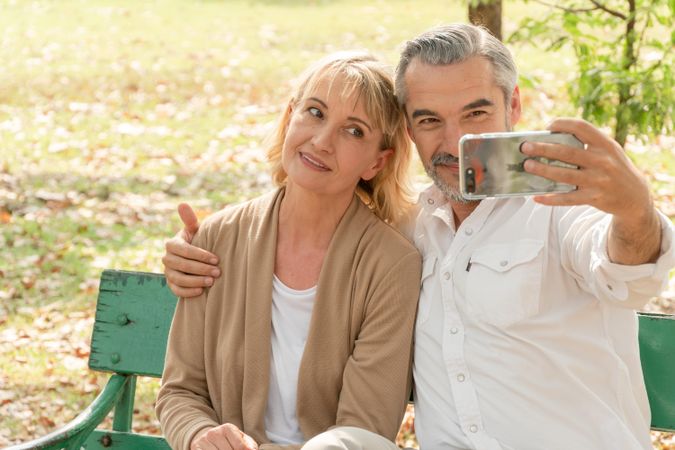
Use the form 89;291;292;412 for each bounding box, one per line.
311;124;335;154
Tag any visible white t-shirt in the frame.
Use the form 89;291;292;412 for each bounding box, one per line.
264;275;316;444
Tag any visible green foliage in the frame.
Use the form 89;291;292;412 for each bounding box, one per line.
509;0;673;146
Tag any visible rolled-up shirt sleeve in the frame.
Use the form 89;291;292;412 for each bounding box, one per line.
559;207;674;308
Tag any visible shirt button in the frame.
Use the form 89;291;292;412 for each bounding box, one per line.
500;260;508;267
457;373;466;382
469;424;478;433
607;284;613;291
450;327;458;334
465;227;473;235
427;198;435;205
443;272;451;280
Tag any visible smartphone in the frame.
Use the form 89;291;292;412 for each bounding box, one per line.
459;131;584;200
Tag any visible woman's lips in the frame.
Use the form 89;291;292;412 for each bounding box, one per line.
300;152;330;171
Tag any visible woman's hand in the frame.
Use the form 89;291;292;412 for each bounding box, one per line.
190;424;259;450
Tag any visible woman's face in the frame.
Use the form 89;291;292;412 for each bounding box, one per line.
281;75;391;199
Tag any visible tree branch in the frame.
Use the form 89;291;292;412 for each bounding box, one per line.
531;0;598;14
634;8;650;62
588;0;627;20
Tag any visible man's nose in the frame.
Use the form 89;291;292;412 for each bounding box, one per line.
442;125;461;157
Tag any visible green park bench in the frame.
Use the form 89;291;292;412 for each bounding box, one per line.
8;269;675;449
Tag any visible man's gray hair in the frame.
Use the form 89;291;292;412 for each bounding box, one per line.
395;23;518;107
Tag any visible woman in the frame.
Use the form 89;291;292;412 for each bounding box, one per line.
156;52;421;450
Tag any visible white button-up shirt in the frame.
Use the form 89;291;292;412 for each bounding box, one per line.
411;185;675;450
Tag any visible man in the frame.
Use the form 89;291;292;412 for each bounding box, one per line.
162;24;674;450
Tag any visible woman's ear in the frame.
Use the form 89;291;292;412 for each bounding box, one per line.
282;99;295;134
361;148;394;181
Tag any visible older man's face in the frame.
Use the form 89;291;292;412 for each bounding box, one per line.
404;56;521;201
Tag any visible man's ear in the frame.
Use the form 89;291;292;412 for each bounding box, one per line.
509;86;522;127
403;110;415;143
406;123;415;143
361;148;394;181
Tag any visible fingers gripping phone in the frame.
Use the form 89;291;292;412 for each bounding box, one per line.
459;131;584;200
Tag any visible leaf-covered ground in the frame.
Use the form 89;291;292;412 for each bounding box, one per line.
0;1;673;448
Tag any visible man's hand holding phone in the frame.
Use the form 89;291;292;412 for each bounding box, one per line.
163;203;221;298
521;118;661;265
521;118;653;218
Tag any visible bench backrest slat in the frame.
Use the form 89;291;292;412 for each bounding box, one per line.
88;270;177;377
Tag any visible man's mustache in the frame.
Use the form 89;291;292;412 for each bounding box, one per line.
431;153;459;166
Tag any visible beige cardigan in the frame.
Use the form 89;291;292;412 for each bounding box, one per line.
156;188;422;450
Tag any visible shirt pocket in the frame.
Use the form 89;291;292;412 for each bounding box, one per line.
466;239;544;327
416;256;437;325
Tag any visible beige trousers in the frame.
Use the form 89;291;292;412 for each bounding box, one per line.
301;426;402;450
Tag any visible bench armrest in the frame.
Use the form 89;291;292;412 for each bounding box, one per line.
8;374;130;450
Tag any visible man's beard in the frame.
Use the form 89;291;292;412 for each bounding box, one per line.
423;152;470;204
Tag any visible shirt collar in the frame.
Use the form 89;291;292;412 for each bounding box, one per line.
418;184;449;213
417;185;461;231
417;184;510;235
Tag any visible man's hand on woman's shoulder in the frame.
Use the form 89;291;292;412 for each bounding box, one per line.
163;203;221;298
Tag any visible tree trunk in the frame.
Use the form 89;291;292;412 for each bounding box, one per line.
468;0;503;41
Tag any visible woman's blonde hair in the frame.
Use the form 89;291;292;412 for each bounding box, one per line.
266;51;416;225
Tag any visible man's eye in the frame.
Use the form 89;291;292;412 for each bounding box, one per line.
418;117;438;126
308;107;323;118
346;127;364;138
468;110;486;118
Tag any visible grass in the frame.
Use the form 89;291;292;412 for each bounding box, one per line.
0;0;673;447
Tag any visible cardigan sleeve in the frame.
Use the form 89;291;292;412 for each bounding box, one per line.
334;249;422;441
155;229;220;450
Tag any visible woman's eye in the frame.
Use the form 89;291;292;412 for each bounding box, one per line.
308;107;323;118
346;127;364;138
